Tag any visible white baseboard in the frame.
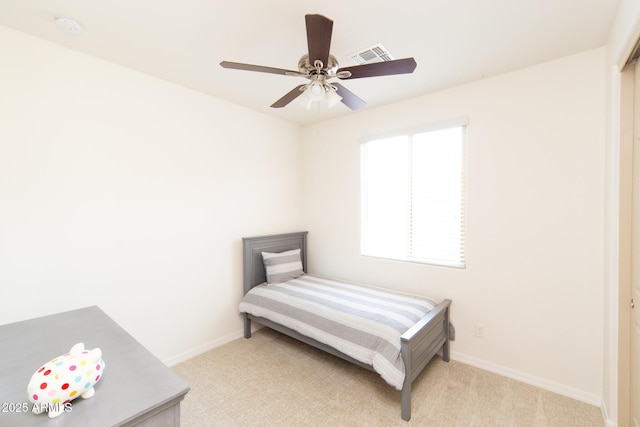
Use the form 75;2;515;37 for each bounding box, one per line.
163;329;245;367
450;351;602;407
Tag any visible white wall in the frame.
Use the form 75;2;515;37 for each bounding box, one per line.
302;48;606;404
0;25;303;364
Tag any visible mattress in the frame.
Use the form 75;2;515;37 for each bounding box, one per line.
238;274;437;389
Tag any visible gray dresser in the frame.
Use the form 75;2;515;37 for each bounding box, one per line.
0;306;190;426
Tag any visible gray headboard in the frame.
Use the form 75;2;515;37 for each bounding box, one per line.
242;231;308;295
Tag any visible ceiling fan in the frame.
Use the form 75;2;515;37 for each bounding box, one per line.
220;14;417;111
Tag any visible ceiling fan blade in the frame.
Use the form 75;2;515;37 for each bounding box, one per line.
220;61;299;76
271;85;307;108
305;14;333;69
337;57;417;79
333;83;366;111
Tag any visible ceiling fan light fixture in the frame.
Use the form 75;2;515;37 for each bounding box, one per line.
301;95;314;110
305;81;325;101
325;88;342;108
302;81;342;110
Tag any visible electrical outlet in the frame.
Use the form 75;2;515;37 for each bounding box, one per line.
474;323;485;339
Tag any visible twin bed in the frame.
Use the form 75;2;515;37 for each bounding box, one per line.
239;231;452;421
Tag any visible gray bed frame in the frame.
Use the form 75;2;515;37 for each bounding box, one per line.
241;231;451;422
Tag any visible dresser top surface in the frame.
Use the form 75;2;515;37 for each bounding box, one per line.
0;306;189;427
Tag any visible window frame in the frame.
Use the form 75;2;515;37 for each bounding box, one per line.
359;117;468;269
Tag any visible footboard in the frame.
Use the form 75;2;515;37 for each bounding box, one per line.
400;299;451;421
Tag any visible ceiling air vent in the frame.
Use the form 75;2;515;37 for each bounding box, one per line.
349;43;394;65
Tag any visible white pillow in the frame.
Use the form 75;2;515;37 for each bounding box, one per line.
262;249;304;284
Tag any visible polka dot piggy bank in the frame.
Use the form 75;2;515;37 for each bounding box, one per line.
27;342;105;418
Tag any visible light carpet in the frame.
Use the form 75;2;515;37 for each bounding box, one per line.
171;328;603;426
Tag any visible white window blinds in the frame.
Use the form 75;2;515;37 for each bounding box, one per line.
360;119;467;268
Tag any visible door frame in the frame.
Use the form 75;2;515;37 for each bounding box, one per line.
618;60;634;427
607;6;640;425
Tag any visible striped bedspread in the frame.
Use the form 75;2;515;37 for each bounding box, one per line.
238;275;437;390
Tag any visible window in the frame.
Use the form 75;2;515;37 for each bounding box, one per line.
360;119;467;268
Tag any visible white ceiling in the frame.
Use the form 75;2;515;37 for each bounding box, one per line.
0;0;621;126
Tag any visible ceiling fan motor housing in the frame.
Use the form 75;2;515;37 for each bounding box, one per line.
298;54;339;76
